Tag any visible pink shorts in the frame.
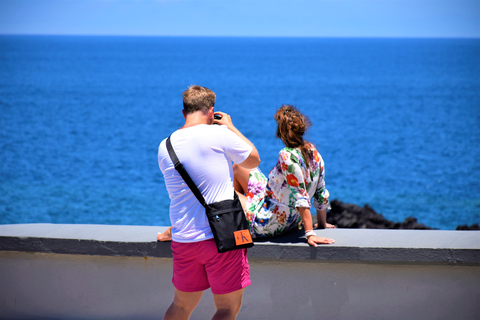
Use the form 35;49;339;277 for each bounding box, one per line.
171;239;251;295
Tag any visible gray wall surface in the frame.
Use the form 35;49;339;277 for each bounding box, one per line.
0;224;479;320
1;251;479;320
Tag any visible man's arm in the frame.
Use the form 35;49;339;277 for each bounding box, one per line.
214;112;260;169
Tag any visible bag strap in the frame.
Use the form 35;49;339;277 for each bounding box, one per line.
166;136;208;208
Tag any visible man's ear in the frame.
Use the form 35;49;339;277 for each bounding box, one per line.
182;109;186;119
208;106;214;117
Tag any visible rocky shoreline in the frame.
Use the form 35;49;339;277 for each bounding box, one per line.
326;199;479;230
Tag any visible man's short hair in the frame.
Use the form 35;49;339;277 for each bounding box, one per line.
182;85;216;114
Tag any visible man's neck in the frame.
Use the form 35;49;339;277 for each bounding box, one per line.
181;110;212;129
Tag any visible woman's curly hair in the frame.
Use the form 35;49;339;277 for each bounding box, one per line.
274;104;313;169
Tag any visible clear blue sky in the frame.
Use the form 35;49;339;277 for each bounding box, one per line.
1;0;479;38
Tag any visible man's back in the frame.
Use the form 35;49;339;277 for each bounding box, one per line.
158;124;252;243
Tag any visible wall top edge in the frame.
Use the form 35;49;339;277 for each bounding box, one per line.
1;224;479;264
1;224;479;249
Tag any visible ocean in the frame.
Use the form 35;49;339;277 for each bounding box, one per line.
1;35;479;230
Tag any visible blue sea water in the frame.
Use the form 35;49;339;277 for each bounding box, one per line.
1;36;479;230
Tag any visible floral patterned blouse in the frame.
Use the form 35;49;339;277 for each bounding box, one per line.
245;145;330;238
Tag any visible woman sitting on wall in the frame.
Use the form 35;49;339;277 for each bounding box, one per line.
232;105;335;247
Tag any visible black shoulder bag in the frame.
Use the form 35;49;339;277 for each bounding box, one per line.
166;136;254;253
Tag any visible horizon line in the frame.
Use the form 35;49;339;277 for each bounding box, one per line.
1;33;479;40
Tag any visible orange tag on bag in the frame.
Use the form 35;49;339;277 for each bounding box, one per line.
234;229;253;245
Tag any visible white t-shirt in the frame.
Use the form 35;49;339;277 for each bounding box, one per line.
158;124;253;243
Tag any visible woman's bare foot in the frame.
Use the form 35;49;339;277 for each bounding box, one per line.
157;226;173;241
314;223;336;229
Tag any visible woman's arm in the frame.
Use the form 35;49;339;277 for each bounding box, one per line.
298;206;314;231
315;208;336;229
298;207;335;246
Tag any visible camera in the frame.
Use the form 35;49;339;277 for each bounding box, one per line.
214;114;222;120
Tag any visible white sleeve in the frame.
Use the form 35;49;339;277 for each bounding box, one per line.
220;126;253;164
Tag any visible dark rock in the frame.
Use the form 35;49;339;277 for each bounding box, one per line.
325;199;477;230
399;217;431;230
456;223;480;230
327;199;432;230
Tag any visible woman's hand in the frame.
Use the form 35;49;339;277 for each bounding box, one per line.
307;235;335;247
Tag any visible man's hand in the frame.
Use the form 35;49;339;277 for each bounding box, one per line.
213;111;233;128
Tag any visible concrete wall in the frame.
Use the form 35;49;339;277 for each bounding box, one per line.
1;224;479;320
